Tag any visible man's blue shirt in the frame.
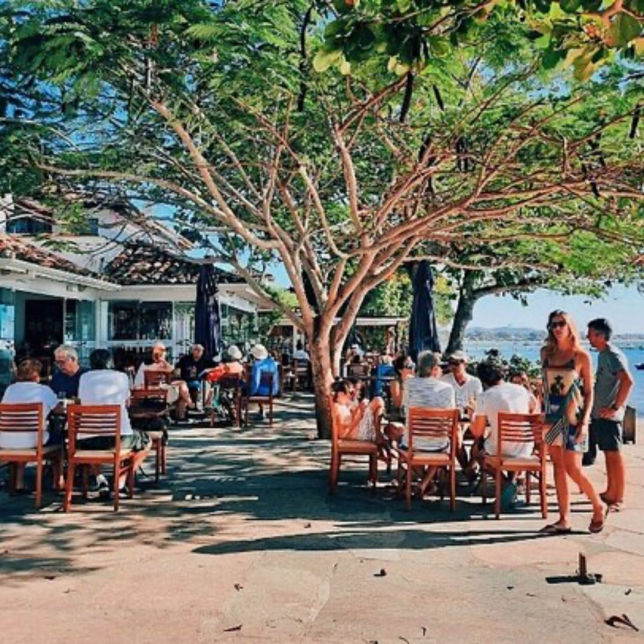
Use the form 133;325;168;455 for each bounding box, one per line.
250;358;280;396
50;367;86;398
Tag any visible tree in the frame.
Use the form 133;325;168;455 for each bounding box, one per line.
1;0;642;437
442;228;643;353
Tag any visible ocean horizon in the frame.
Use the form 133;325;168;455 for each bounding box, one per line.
463;340;644;419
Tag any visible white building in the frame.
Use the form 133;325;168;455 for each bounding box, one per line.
0;196;263;367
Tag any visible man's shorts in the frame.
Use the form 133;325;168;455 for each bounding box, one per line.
590;418;622;452
77;429;151;451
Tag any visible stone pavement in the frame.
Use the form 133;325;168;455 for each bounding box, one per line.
1;394;643;643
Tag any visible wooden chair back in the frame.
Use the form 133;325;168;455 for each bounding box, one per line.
67;404;122;454
0;402;45;450
347;363;369;378
497;412;542;456
144;370;172;388
407;407;459;455
219;374;241;392
130;388;168;405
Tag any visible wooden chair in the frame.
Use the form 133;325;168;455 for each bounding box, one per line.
143;370;172;388
242;371;277;426
213;374;243;427
328;395;380;494
396;407;459;511
347;363;370;378
0;403;63;509
482;412;547;519
292;360;310;392
129;388;168;483
64;404;135;512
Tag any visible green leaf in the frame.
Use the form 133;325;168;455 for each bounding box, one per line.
609;13;642;47
312;48;341;72
542;46;565;68
559;0;582;13
581;0;602;10
397;0;413;12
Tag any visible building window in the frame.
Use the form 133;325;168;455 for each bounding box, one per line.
0;288;15;342
6;217;52;234
107;301;172;341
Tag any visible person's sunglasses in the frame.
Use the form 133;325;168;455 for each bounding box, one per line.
549;320;567;329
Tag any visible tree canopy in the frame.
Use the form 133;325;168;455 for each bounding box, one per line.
1;0;642;434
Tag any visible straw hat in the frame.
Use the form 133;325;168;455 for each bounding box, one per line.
226;345;242;360
251;344;269;360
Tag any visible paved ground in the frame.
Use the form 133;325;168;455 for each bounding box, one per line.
1;394;643;643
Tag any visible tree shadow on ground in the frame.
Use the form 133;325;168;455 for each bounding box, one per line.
0;395;581;582
193;526;549;557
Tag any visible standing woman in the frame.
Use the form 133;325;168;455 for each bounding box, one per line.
541;310;606;533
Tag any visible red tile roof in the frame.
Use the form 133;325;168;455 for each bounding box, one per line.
102;243;243;285
0;234;94;277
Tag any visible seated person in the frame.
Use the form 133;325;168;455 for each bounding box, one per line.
470;358;538;457
50;345;86;399
388;355;415;422
440;351;482;414
206;345;245;383
371;353;395;398
135;342;193;418
469;357;538;502
246;344;280;420
388;351;456;497
175;343;216;402
78;349;150;496
331;379;385;444
510;370;540;411
249;344;280;396
1;359;62;492
293;341;310;362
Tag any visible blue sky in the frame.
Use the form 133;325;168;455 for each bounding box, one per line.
473;285;644;334
265;260;643;334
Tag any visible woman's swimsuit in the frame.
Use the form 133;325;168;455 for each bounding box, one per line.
542;356;586;452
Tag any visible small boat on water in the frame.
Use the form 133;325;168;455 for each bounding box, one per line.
636;363;644;371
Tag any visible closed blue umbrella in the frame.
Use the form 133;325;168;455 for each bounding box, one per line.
194;264;221;360
408;260;441;362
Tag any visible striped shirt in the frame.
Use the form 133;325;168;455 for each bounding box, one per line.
402;377;456;451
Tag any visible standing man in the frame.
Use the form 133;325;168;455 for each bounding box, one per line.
587;318;634;511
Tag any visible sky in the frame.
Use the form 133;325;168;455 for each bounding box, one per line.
251;258;644;334
472;284;644;334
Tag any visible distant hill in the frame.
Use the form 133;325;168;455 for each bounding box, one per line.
463;326;644;344
465;326;545;341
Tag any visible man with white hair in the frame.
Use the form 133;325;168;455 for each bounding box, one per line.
50;345;85;398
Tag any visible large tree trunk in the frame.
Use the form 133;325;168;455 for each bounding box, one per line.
445;273;481;355
309;329;334;439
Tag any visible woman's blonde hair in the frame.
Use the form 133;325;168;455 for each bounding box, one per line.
543;309;583;357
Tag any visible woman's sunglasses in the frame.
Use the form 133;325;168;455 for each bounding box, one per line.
549;320;567;329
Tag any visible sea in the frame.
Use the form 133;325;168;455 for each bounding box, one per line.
465;341;644;418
